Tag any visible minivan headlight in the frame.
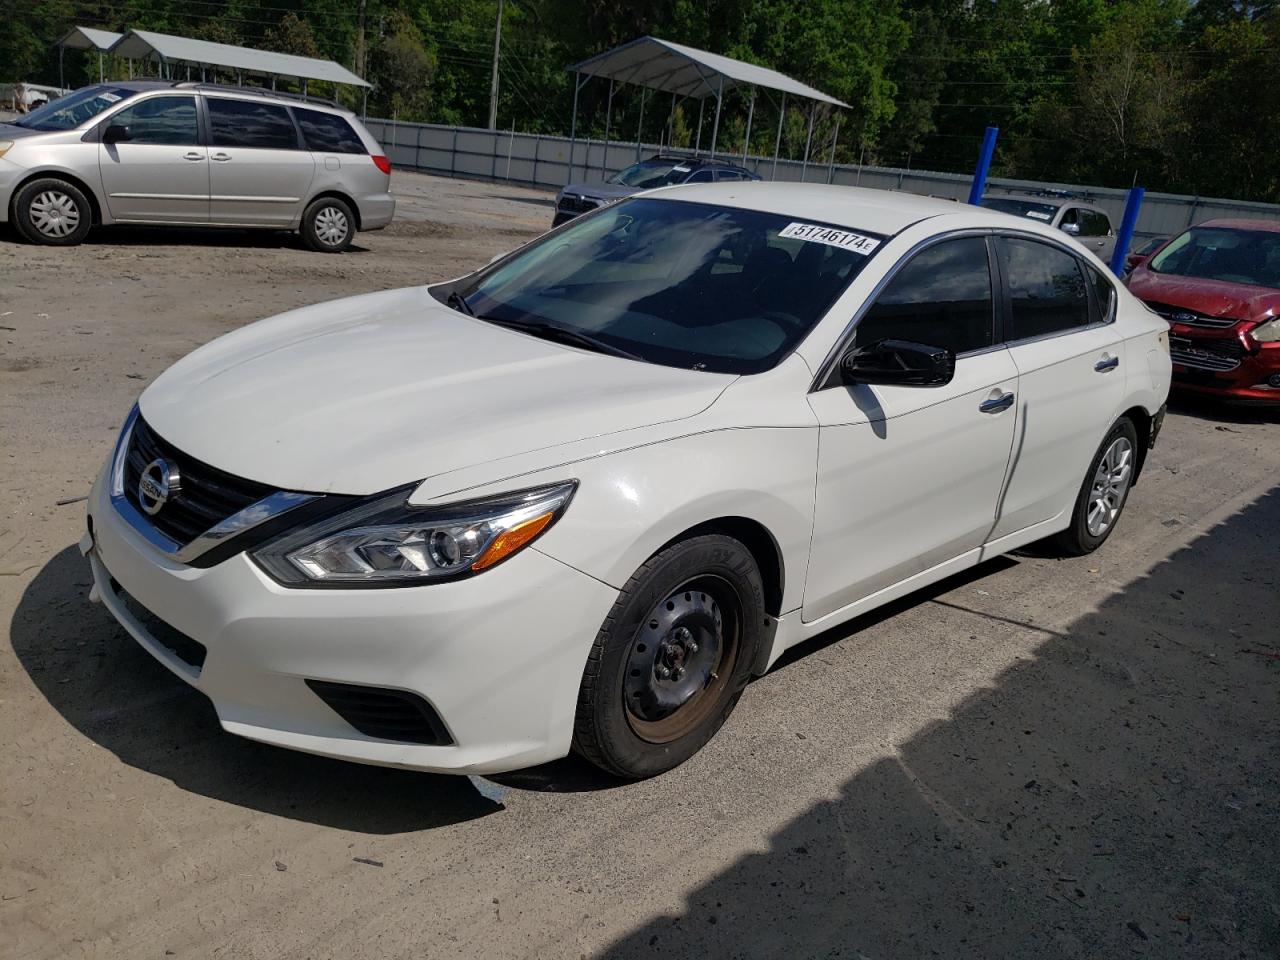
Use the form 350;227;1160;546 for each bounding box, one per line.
253;481;576;586
0;140;14;160
1251;317;1280;343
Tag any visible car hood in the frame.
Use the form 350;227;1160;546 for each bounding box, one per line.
139;287;734;495
1127;269;1280;322
560;182;638;203
0;122;55;141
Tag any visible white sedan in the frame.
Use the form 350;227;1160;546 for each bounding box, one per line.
83;184;1171;779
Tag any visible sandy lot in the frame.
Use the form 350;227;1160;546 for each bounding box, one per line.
1;171;1277;960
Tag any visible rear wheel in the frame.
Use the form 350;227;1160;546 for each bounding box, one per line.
300;196;355;252
573;535;766;779
1045;418;1138;556
13;178;93;246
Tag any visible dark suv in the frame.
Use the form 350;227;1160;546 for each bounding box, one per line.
553;155;760;226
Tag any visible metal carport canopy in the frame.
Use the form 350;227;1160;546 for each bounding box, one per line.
109;29;370;88
563;36;848;183
56;26;124;86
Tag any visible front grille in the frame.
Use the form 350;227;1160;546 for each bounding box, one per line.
112;578;208;671
1145;301;1240;330
124;417;275;546
306;680;453;745
1170;335;1247;372
557;194;598;216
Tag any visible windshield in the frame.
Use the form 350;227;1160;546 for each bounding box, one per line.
1148;227;1280;289
443;197;886;374
608;160;695;189
982;197;1060;223
14;85;136;131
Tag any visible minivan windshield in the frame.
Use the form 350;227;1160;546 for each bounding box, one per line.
608;160;694;189
981;197;1060;223
443;197;886;374
14;85;136;131
1148;226;1280;290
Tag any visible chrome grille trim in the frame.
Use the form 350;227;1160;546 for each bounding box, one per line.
1170;350;1242;372
1146;302;1240;330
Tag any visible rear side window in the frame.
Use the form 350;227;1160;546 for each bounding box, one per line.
1082;210;1111;237
1088;264;1117;323
207;98;298;149
685;169;715;183
107;95;198;145
855;237;994;355
295;108;366;154
996;236;1091;340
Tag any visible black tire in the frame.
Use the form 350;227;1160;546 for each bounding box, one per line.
573;534;767;779
13;178;93;246
300;196;355;252
1044;417;1140;557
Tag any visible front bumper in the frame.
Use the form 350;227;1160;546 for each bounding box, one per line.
1168;328;1280;405
83;468;618;775
0;156;23;224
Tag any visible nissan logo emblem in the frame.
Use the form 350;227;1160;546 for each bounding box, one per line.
138;458;181;515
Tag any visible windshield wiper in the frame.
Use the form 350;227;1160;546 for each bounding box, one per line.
446;290;475;316
481;316;640;361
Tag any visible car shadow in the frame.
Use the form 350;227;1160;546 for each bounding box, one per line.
1167;393;1280;426
598;486;1280;958
10;545;502;833
1;225;372;253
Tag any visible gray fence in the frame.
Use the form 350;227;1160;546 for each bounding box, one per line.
365;118;1280;241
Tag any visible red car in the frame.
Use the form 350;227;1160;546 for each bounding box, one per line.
1126;218;1280;405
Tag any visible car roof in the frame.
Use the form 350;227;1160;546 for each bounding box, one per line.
1195;218;1280;233
645;154;750;171
652;182;1019;236
100;80;355;116
984;192;1106;212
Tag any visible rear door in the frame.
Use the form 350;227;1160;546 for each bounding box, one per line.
989;235;1125;538
97;94;208;223
204;96;315;226
1083;209;1115;261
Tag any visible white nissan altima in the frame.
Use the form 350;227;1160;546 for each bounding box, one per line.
83;184;1171;779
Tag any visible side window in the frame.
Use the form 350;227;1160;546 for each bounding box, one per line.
714;169;741;182
685;169;715;183
1084;210;1112;237
207;98;298;149
1059;207;1079;228
106;96;198;145
854;237;994;355
996;236;1091;340
295;107;366;154
1087;263;1116;323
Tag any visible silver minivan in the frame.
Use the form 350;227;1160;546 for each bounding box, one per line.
0;81;394;252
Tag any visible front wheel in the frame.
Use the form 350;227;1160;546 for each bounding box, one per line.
1045;418;1139;556
13;178;93;246
573;535;767;779
300;196;355;252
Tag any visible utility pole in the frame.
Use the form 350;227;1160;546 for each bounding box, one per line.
488;0;504;130
354;0;368;77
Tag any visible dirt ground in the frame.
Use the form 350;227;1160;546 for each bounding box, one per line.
1;171;1277;960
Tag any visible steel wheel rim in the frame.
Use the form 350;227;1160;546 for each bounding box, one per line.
29;190;81;238
314;206;349;246
624;575;741;744
1086;436;1133;537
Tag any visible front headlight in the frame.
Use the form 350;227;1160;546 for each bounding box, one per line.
253;480;576;587
1250;317;1280;343
0;140;14;160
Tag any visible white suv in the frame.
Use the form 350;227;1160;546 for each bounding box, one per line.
83;184;1170;779
0;81;393;251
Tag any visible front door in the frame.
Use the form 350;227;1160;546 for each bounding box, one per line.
205;97;316;226
803;235;1019;622
97;95;208;223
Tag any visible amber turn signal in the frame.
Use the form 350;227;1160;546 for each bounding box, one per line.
471;511;555;571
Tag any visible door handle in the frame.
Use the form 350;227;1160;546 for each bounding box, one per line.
182;152;204;161
211;152;232;162
979;392;1015;413
1095;356;1120;372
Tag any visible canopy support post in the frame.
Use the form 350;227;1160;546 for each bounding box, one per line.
668;92;677;147
59;46;65;90
567;71;582;184
709;76;724;158
742;88;756;163
362;87;368;119
694;98;704;154
602;77;615;178
771;92;786;180
800;104;815;182
826;115;841;183
635;86;646;161
98;51;104;83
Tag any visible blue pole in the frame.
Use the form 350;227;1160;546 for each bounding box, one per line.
1110;186;1145;275
967;126;999;206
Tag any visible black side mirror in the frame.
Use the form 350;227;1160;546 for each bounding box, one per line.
840;339;956;387
103;124;132;144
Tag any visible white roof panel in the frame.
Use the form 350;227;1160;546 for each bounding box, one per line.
58;27;124;52
567;36;849;108
110;29;370;87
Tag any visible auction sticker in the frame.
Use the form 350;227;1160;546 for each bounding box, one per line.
779;222;880;255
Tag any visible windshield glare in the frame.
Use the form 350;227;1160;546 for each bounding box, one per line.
982;198;1059;222
15;85;136;131
1148;227;1280;289
449;197;885;374
608;160;693;189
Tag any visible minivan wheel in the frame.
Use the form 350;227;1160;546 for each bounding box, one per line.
13;178;93;246
573;535;766;779
301;197;355;252
1045;418;1139;556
